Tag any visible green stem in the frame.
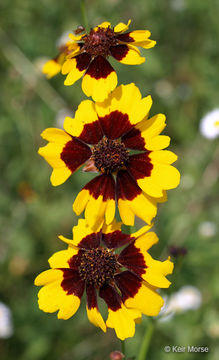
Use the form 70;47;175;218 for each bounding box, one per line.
137;320;155;360
80;0;89;31
121;340;126;357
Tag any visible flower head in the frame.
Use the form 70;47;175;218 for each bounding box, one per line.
35;219;173;340
38;84;180;230
200;108;219;139
43;20;156;101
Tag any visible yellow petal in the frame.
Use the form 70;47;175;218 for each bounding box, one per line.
37;280;65;313
40;128;72;143
62;58;77;75
118;193;157;226
68;33;84;41
124;30;156;49
114;19;131;33
134;231;159;252
132;224;153;239
125;282;164;316
57;295;81;320
106;305;139;340
149;150;178;165
38;143;66;168
151;164;181;190
95;84;152;128
94;21;111;30
73;189;90;216
142;254;174;288
84;195;108;230
117;198;135;226
64;58;86;86
145;135;170;150
117;44;145;65
50;167;72;186
72;219;96;247
105;199;116;225
82;70;118;102
136;176;164;198
102;219;122;234
136;113;166;140
48;248;78;268
64;100;98;137
35;269;63;286
43;59;62;78
136;39;157;49
127;30;152;42
86;306;106;332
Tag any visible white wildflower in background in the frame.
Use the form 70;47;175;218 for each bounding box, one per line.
170;0;186;12
159;286;202;322
0;302;13;338
200;109;219;139
198;221;217;238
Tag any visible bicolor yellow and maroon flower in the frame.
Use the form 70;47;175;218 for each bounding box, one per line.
43;20;156;101
34;219;174;340
38;84;180;230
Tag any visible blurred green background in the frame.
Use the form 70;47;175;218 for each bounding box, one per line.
0;0;219;359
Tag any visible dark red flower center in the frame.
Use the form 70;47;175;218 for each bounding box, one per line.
78;247;118;287
92;137;129;174
82;27;117;57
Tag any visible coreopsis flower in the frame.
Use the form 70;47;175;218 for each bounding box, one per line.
200;108;219;139
43;20;156;101
34;219;173;340
38;84;180;230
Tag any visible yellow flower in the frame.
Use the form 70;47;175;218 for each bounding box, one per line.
35;219;173;340
43;20;156;101
38;84;180;230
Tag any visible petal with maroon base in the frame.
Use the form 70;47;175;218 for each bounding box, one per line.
115;271;164;316
95;84;152;128
38;128;91;186
64;100;103;145
99;283;140;340
86;284;106;332
128;153;164;198
73;174;116;230
60;137;92;174
63;52;91;86
116;30;156;49
82;55;118;102
110;44;145;65
35;268;84;320
122;113;167;151
116;170;157;226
